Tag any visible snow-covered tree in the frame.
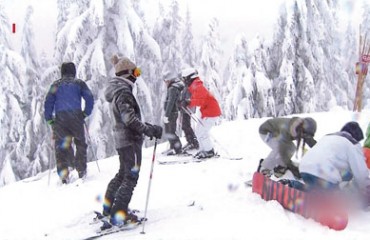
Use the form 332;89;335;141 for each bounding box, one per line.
199;18;223;105
0;5;28;185
224;35;250;120
266;0;350;115
224;34;275;120
182;6;198;68
249;37;276;118
20;6;51;178
154;0;183;74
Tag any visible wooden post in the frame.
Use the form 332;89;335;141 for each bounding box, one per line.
353;25;370;112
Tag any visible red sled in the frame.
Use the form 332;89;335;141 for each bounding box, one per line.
251;172;348;230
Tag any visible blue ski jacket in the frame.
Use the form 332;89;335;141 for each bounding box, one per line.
44;62;94;121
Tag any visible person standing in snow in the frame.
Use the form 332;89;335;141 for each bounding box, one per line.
299;121;370;191
181;68;221;159
44;62;94;184
179;86;199;151
162;74;185;155
258;117;317;178
102;55;162;227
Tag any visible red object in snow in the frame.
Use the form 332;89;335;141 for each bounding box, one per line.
251;172;348;231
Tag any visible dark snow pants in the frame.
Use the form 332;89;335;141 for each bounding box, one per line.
53;111;87;179
181;110;198;146
103;143;142;217
164;112;182;152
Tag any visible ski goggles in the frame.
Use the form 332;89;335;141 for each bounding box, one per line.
116;67;142;78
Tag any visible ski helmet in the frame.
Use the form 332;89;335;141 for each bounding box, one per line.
181;68;198;85
302;117;317;136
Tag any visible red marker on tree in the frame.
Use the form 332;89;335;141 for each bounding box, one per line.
12;23;16;33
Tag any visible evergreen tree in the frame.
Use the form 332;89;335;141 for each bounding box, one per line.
224;34;250;120
199;18;223;104
224;35;275;120
20;6;51;177
249;37;276;118
269;3;296;116
291;1;315;113
182;6;198;68
0;5;28;185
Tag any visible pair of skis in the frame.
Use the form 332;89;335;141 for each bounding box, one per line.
82;211;146;240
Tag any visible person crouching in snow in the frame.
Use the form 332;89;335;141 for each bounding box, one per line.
258;117;317;178
299;122;370;192
162;74;185;155
180;68;221;159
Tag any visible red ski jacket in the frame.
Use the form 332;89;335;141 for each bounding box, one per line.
188;78;221;118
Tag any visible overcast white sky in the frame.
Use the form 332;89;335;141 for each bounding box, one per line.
3;0;363;59
4;0;287;58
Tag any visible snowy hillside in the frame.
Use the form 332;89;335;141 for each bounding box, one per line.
1;110;370;240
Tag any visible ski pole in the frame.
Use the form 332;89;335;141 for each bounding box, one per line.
48;136;55;186
48;130;54;186
181;106;200;125
84;123;100;172
181;106;242;160
141;138;158;234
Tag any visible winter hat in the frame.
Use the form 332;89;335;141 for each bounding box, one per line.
302;117;317;136
111;55;138;81
341;121;364;142
61;62;76;77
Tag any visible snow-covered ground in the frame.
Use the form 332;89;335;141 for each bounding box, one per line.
1;109;370;240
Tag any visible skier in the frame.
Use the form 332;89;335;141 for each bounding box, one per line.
181;68;221;159
299;121;370;192
162;74;185;155
258;117;317;178
179;86;199;151
44;62;94;184
102;55;162;227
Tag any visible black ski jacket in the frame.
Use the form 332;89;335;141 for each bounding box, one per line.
164;79;185;118
105;77;147;148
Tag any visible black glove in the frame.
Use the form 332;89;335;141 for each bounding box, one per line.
144;123;163;140
286;163;301;179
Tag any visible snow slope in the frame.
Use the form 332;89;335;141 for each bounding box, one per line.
1;109;370;240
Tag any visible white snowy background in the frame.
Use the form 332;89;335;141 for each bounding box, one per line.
1;1;370;239
1;110;370;240
1;0;370;186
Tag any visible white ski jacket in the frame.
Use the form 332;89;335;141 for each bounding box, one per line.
299;132;370;189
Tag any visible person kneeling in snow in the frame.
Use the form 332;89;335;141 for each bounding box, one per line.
298;122;370;200
258;117;317;179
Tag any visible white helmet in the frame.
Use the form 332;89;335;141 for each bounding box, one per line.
181;68;198;85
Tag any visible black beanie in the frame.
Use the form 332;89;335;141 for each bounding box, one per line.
61;62;76;77
340;121;364;142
